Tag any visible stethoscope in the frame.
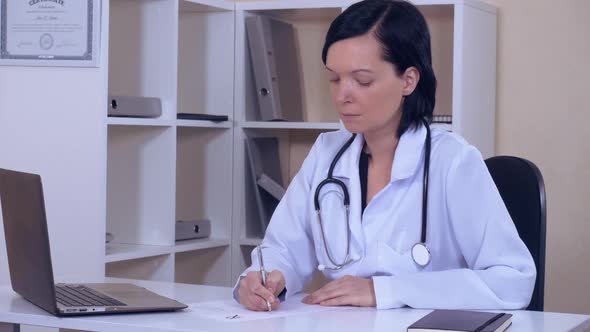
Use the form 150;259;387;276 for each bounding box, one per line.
314;119;432;271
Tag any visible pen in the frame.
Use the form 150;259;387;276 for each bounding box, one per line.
257;245;272;312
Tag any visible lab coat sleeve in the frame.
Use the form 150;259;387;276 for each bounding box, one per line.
372;145;536;310
233;135;321;303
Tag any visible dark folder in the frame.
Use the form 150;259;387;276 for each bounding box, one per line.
245;137;285;234
407;310;512;332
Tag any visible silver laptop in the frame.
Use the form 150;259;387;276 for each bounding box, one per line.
0;168;187;316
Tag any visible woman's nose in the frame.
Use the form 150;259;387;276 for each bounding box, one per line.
334;80;353;104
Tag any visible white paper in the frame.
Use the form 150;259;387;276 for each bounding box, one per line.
186;294;349;322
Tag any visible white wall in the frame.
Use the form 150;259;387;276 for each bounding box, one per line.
0;0;109;285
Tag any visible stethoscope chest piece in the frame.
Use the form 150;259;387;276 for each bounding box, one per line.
411;242;431;267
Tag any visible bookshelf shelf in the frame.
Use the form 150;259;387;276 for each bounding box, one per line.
105;238;231;263
107;118;175;127
242;121;341;130
176;119;233;128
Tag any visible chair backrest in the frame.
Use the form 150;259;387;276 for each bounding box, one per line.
485;156;546;311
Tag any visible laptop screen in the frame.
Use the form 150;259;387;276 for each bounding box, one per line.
0;168;58;314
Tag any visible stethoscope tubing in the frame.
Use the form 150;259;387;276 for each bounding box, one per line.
314;120;432;270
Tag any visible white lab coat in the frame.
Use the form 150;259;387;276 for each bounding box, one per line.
235;125;536;310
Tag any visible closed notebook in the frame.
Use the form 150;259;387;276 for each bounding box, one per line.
407;310;512;332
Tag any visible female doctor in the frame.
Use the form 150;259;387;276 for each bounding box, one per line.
236;0;536;311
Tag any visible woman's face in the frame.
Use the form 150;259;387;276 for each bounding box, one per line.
326;33;416;135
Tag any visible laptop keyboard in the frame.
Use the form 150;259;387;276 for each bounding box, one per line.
56;285;127;307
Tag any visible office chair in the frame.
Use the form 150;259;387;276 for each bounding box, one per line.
485;156;547;311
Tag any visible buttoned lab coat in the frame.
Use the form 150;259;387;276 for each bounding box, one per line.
235;125;536;310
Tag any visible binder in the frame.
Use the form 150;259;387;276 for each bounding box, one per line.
257;173;286;200
245;15;303;122
245;137;286;233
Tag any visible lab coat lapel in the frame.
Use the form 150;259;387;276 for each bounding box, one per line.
390;125;427;182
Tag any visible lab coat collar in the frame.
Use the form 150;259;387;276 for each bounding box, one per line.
390;124;427;182
332;125;427;183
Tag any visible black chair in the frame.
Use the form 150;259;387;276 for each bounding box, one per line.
485;156;546;311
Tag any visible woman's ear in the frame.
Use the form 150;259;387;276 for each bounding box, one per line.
402;67;420;96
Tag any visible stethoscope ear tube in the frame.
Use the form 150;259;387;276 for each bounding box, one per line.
413;118;432;267
421;118;431;245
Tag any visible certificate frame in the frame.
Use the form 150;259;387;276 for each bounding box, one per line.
0;0;101;67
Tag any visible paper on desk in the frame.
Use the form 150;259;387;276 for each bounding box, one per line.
186;294;347;322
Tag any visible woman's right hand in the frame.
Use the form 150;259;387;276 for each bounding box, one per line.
238;270;286;311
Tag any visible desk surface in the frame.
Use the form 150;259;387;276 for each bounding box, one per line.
0;279;589;332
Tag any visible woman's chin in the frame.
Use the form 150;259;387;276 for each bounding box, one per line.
341;122;364;134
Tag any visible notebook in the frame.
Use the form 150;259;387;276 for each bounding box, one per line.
407;309;512;332
0;168;187;316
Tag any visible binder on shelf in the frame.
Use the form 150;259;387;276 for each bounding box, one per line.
257;173;286;200
432;114;452;124
245;137;285;234
245;14;303;122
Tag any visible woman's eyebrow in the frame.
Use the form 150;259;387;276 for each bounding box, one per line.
325;66;374;74
351;69;374;74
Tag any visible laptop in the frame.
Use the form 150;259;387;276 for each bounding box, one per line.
0;168;187;316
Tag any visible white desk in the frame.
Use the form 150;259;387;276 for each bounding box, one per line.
0;279;589;332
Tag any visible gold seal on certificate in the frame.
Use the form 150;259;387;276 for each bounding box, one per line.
0;0;100;66
39;33;54;51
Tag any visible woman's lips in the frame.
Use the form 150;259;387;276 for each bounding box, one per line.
341;114;361;120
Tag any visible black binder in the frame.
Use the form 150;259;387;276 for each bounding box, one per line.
245;137;286;234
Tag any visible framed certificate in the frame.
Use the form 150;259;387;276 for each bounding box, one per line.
0;0;101;67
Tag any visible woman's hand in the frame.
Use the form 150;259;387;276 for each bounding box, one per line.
302;275;376;307
238;270;286;311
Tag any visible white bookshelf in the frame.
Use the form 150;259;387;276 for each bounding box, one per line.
105;238;231;263
106;243;173;263
173;238;231;253
105;0;235;287
103;0;496;288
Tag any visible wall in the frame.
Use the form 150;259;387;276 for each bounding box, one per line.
0;0;109;286
483;0;590;314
